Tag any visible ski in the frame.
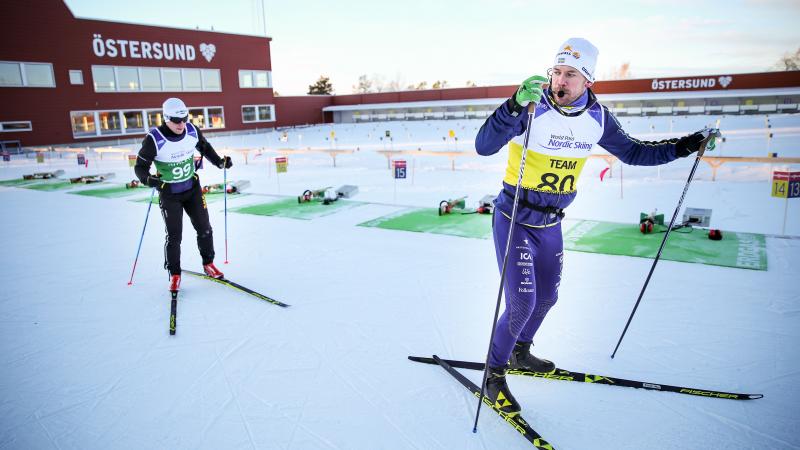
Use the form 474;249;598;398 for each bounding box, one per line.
432;355;554;449
169;290;178;335
410;356;762;401
182;270;289;307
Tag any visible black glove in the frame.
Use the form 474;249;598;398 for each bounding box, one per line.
675;130;707;158
218;156;233;169
146;175;166;191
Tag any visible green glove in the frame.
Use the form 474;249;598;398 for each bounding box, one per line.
515;75;547;107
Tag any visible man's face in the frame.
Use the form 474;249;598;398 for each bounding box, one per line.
165;117;187;134
550;65;593;106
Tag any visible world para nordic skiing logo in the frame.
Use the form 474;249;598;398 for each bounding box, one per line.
199;43;216;62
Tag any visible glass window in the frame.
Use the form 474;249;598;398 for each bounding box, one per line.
0;62;23;86
116;66;139;92
0;121;32;132
69;70;83;85
207;107;224;129
255;71;269;88
92;66;115;92
24;63;54;87
98;111;123;135
202;69;220;91
188;108;205;128
146;110;163;128
71;112;96;137
182;69;202;91
140;67;161;91
239;70;253;88
162;68;182;91
242;106;257;122
123;110;145;133
258;105;272;121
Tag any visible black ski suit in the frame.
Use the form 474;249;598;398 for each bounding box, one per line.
134;124;225;275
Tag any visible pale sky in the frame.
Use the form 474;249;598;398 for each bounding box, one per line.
65;0;800;95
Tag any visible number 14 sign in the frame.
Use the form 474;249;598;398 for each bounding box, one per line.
772;171;800;198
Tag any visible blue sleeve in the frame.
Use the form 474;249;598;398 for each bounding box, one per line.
598;107;679;166
475;98;528;156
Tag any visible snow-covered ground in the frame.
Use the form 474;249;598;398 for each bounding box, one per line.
1;116;799;449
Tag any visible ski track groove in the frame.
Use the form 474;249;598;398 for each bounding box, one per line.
429;290;491;450
680;399;800;449
318;350;423;450
215;342;258;450
33;412;61;450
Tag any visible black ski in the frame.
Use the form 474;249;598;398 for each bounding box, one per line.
411;356;762;401
182;270;289;307
169;290;178;335
432;355;554;449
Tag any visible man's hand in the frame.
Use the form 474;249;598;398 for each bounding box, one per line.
675;128;720;157
146;175;165;191
514;75;548;107
218;156;233;169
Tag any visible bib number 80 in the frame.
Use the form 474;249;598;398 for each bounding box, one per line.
537;173;575;192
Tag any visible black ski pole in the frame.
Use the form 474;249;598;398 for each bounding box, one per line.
127;188;156;285
473;103;535;433
611;128;720;359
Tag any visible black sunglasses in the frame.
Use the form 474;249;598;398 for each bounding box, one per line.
167;115;188;124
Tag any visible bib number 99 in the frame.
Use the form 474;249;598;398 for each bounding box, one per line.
172;162;192;179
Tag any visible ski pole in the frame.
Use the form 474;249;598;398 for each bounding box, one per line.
223;161;228;264
474;103;535;433
611;128;719;359
127;187;156;285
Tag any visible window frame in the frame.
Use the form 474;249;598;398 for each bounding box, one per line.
241;104;276;123
0;121;33;132
0;61;55;88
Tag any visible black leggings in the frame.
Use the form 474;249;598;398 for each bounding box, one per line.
159;181;214;275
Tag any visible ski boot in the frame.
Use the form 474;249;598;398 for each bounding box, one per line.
509;341;556;373
169;274;181;292
203;263;224;279
484;366;521;416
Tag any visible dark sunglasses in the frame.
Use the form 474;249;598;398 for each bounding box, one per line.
167;115;188;124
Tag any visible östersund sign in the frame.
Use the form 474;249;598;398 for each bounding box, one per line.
92;34;217;62
651;76;734;91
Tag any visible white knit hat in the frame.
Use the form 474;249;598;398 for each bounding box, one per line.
162;97;188;119
553;38;599;82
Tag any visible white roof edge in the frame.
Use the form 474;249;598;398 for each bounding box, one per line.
322;87;800;112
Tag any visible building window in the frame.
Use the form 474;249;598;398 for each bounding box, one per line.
0;62;23;86
92;66;115;91
161;68;182;91
116;66;140;92
0;61;54;87
183;69;202;91
140;68;161;91
0;121;32;132
123;110;145;133
239;70;271;88
146;109;163;128
188;108;205;128
98;111;123;135
242;105;275;123
207;107;225;129
90;66;221;93
69;70;83;85
202;69;221;91
70;112;96;137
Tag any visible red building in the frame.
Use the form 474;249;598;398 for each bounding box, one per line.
1;0;798;148
1;0;276;147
